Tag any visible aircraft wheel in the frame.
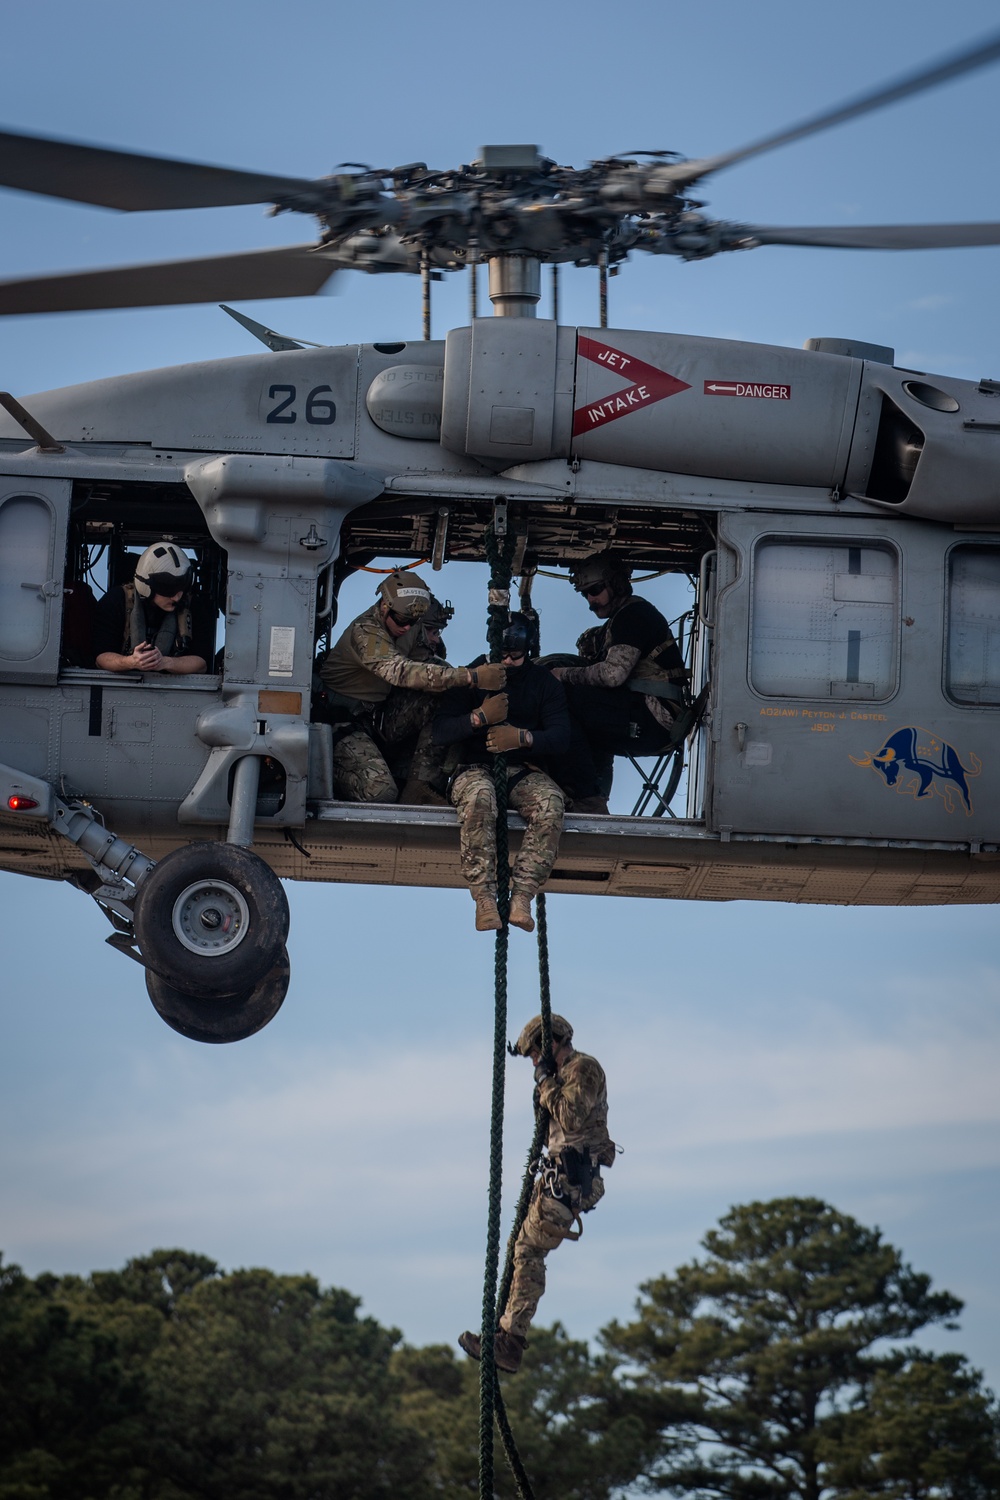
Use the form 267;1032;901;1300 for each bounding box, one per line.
144;947;290;1044
134;842;289;997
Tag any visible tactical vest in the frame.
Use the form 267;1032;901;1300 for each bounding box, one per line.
121;581;193;658
544;1050;614;1164
598;596;688;686
321;605;399;704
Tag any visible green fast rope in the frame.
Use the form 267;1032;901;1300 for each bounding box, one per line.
489;893;552;1500
477;520;554;1500
479;519;518;1500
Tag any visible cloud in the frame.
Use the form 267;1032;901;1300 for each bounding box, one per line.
908;293;954;311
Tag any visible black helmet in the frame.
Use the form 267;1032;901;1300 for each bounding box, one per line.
501;612;532;660
570;551;632;600
423;595;455;631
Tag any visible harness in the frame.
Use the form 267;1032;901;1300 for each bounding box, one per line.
121;581;193;657
531;1144;606;1241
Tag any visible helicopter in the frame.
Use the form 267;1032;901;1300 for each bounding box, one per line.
2;30;1000;1044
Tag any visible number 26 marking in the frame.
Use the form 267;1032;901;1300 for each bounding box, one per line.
265;384;337;425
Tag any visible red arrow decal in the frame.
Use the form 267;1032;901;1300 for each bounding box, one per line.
573;336;691;436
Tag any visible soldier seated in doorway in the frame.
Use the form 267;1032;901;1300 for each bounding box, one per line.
459;1012;614;1374
547;551;688;812
94;542;208;675
381;594;455;790
432;613;569;934
320;571;504;805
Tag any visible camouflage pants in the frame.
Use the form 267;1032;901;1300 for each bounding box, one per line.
330;689;451;802
500;1173;605;1341
380;689;446;785
330;728;398;803
450;767;565;897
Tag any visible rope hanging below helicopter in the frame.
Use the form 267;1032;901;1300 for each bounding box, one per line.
474;516;555;1500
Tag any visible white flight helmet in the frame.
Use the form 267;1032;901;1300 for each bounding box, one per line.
133;542;194;601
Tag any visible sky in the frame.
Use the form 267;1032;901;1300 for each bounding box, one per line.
2;0;1000;1401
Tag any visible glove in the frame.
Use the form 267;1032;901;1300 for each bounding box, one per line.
487;725;531;753
471;693;509;730
469;663;506;691
533;1058;555;1083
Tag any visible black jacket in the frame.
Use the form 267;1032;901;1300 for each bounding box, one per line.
432;660;571;770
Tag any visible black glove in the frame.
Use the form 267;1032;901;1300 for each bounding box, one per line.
533;1058;555;1083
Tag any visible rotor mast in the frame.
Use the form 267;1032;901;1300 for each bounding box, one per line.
487;254;541;316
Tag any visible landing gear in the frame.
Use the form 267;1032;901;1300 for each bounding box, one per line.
133;842;289;997
145;946;290;1043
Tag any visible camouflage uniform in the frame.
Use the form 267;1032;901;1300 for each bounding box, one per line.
501;1048;614;1342
450;767;565;898
321;603;469;801
381;599;454;785
432;656;570;900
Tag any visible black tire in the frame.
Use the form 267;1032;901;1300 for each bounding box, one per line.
145;947;290;1044
133;843;289;998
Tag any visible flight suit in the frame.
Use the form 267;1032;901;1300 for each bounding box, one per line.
320;604;469;801
501;1047;614;1343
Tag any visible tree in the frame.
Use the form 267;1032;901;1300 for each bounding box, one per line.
143;1266;429;1500
393;1322;658;1499
600;1197;999;1500
0;1253;149;1500
820;1352;1000;1499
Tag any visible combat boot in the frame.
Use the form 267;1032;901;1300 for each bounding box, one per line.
472;888;502;932
571;793;610;815
508;890;535;933
398;777;449;807
458;1327;527;1374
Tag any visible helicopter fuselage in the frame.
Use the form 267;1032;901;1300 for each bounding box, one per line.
1;319;998;910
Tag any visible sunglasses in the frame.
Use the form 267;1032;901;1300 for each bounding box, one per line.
388;611;414;629
581;583;608;599
502;649;526;661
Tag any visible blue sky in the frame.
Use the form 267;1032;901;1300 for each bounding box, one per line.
2;0;1000;1394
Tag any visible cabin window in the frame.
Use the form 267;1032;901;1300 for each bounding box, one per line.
0;494;55;660
946;545;1000;705
750;539;897;700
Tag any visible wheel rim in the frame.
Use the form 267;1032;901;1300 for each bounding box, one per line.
171;878;251;957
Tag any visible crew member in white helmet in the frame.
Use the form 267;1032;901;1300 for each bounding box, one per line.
94;542;208;675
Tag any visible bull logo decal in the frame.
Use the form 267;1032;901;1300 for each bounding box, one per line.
850;727;981;815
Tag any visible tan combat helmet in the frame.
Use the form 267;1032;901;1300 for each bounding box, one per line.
513;1012;574;1056
570;551;632;600
378;569;432;621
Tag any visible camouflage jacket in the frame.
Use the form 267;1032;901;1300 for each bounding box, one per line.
321;604;469;705
538;1049;613;1164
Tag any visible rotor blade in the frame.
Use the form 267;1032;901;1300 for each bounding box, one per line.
0;128;321;210
0;245;339;315
744;221;1000;250
656;28;1000;189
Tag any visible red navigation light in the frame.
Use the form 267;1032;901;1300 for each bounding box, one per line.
7;795;39;811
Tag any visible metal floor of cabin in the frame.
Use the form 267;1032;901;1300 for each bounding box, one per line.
3;805;998;906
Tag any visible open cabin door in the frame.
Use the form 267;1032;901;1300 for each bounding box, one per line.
0;477;70;684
